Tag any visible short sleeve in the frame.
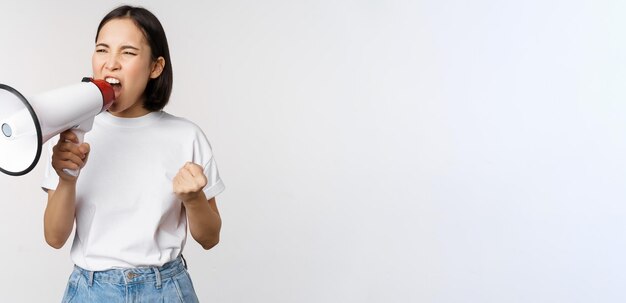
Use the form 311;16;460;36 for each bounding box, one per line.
192;127;225;200
41;138;59;192
202;155;225;200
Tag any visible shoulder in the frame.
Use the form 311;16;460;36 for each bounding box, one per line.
158;112;212;143
157;112;206;133
159;112;197;127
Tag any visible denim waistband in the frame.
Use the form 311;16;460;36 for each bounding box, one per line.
74;256;187;287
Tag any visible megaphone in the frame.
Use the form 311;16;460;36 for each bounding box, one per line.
0;77;114;176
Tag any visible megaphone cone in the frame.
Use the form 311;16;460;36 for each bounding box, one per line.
0;78;114;176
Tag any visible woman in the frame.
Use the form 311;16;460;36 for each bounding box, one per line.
42;5;224;302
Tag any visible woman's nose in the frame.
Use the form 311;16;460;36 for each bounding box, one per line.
105;55;121;71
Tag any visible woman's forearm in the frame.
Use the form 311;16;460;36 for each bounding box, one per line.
183;195;222;250
44;180;77;249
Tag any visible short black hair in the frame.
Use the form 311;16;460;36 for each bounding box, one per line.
95;5;173;111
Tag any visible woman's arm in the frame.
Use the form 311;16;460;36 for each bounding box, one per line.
174;162;222;250
184;196;222;250
44;183;77;249
44;130;89;249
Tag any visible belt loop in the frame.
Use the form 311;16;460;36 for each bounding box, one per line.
154;267;162;289
181;254;188;270
88;271;94;287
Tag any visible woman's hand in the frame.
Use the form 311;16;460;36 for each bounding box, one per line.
173;162;221;249
173;162;208;203
51;130;90;182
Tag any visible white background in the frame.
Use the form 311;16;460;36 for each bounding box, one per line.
0;0;625;302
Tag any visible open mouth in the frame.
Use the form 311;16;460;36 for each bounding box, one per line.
105;77;122;98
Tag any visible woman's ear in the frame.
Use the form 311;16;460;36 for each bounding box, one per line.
150;57;165;79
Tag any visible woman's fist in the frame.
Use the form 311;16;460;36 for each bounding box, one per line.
173;162;207;202
51;130;89;182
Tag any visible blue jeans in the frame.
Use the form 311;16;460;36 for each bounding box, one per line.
61;256;199;303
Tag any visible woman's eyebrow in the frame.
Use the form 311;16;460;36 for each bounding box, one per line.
120;45;140;51
95;43;140;51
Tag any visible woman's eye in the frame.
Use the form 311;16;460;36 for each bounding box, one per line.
123;52;137;56
95;49;107;53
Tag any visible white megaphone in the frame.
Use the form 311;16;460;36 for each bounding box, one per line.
0;77;114;176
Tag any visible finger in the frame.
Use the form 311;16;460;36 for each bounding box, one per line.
56;140;82;152
189;164;204;177
57;151;85;168
53;159;80;171
172;177;180;192
62;160;81;171
184;162;203;174
173;176;189;194
173;170;186;185
182;162;194;177
55;142;87;160
54;142;85;162
59;130;79;144
82;146;90;165
186;170;207;189
173;173;183;187
179;168;195;183
78;143;90;155
187;163;206;180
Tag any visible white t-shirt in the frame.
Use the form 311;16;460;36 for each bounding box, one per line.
42;111;225;271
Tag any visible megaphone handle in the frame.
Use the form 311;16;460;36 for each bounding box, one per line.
62;128;86;177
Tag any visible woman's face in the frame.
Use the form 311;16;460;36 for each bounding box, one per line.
92;18;163;118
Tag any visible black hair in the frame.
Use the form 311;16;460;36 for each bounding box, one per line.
96;5;173;111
